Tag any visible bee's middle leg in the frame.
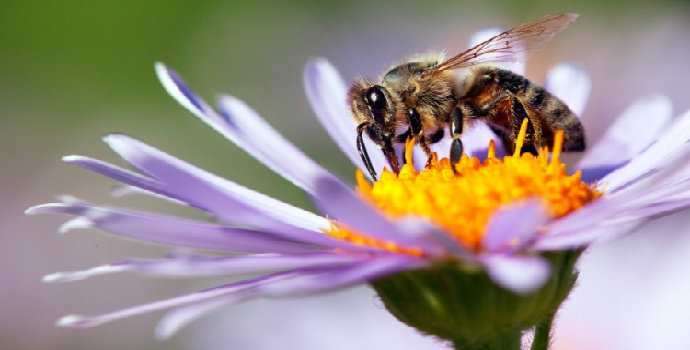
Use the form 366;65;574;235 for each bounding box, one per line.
450;93;510;169
449;105;465;170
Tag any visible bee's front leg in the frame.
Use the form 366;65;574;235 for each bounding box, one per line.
407;108;434;168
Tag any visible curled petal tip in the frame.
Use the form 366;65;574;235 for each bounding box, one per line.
42;272;65;283
24;205;47;216
56;314;89;328
154;61;167;70
305;57;332;71
58;217;94;234
153;62;171;82
61;155;84;163
43;265;128;283
110;185;137;198
25;203;64;216
154;62;207;117
102;133;130;147
55;195;84;205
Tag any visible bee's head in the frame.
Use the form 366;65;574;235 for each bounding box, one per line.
347;82;400;180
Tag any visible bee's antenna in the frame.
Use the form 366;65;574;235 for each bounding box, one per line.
357;124;378;181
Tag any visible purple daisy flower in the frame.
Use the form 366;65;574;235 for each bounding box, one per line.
28;29;690;348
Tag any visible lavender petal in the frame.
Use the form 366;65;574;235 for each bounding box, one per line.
539;184;650;244
62;155;180;202
44;253;369;282
259;255;426;296
216;95;346;194
156;295;248;340
311;175;446;253
56;273;293;328
67;149;322;237
157;256;423;339
110;184;187;206
482;200;547;253
154;62;224;127
602;110;690;193
103;134;330;233
157;63;342;195
534;219;643;251
462;123;507;159
579;95;672;172
304;59;387;180
536;178;690;250
26;201;340;252
58;256;422;333
393;216;460;257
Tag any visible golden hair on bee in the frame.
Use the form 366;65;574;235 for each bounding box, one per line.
347;13;584;180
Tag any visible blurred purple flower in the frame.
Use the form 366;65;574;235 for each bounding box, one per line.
27;29;690;341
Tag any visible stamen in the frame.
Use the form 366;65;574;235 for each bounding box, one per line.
326;129;601;254
355;170;372;194
513;118;529;157
548;130;564;173
404;137;415;165
487;140;496;159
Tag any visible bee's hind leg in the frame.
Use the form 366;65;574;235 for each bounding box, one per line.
510;96;538;156
484;96;538;156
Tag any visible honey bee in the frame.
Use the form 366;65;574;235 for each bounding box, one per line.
348;13;585;180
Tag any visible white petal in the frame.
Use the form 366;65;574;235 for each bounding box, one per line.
544;63;591;117
480;254;551;294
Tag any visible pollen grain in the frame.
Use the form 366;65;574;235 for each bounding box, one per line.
326;121;601;253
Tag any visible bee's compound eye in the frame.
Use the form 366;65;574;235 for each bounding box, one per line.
364;86;387;111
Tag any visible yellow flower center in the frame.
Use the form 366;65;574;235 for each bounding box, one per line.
327;120;601;255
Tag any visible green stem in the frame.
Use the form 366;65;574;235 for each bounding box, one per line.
531;312;555;350
452;329;522;350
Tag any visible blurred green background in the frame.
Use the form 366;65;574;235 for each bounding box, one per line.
2;1;689;349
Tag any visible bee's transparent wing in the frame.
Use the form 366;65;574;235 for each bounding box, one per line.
434;13;578;72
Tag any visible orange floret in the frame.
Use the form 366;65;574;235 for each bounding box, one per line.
326;119;601;254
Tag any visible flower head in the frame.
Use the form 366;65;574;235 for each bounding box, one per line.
28;39;690;347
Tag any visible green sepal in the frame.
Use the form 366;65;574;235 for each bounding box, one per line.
371;250;581;349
